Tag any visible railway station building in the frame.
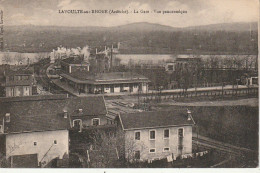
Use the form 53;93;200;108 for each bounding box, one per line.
59;71;150;94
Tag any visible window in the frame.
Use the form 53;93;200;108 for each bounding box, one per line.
54;140;57;144
34;142;37;146
163;147;170;152
149;148;156;153
178;128;184;138
134;151;140;160
168;65;174;70
164;129;169;139
149;130;155;140
63;111;68;119
135;131;140;140
92;118;100;126
73;119;82;128
5;113;10;122
11;88;15;97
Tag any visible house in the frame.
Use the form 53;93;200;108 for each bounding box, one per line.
117;110;195;162
0;95;70;168
165;60;175;73
4;68;36;97
60;56;90;74
68;96;114;132
0;94;111;167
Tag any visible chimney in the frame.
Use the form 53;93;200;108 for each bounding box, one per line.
79;109;83;113
5;113;10;122
187;109;191;121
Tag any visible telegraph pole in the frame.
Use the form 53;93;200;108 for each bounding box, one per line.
110;44;113;71
0;10;3;51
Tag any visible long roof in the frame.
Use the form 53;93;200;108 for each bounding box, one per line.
5;68;33;76
60;71;150;84
119;110;195;130
0;95;107;134
61;56;89;65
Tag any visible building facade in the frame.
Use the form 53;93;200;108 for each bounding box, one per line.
118;110;195;162
4;68;35;97
5;130;69;168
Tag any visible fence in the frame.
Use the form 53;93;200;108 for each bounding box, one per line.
139;87;258;102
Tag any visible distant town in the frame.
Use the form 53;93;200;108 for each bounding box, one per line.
0;7;258;169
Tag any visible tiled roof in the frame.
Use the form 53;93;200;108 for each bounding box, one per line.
4;114;70;134
0;95;107;133
119;110;195;130
66;96;107;116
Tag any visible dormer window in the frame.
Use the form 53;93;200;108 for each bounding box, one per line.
63;111;68;119
92;118;100;126
187;109;192;121
5;113;10;122
78;109;83;113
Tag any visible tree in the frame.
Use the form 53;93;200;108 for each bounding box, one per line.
124;136;147;167
2;53;11;64
14;53;24;65
87;129;147;168
87;129;123;168
35;52;48;62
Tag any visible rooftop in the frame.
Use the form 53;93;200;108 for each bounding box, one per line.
60;71;150;84
5;68;33;76
119;110;195;130
61;56;89;65
0;95;107;134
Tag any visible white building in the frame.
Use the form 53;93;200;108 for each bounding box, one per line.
0;95;70;168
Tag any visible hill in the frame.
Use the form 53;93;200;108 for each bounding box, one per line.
3;22;258;54
184;22;258;32
109;22;179;32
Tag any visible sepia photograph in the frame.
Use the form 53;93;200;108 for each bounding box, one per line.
0;0;258;170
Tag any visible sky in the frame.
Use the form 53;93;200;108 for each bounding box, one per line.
0;0;258;27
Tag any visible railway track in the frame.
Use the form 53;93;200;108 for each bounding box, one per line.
192;137;257;155
192;136;258;167
36;63;66;94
